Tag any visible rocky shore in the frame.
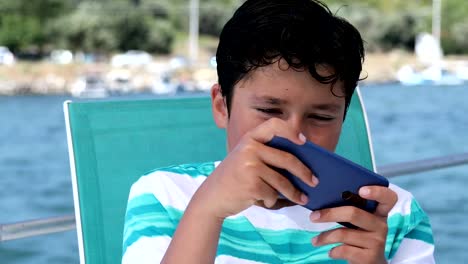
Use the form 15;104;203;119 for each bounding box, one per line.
0;61;216;96
0;51;466;96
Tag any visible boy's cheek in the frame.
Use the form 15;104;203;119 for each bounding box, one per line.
304;126;342;152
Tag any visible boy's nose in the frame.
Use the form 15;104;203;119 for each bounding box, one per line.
287;115;305;138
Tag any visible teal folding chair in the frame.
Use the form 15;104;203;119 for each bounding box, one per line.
64;88;375;264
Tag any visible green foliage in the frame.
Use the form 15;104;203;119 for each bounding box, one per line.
114;10;153;51
198;2;237;36
329;4;427;52
45;1;175;54
439;0;468;54
445;18;468;54
0;15;41;51
0;0;70;52
46;2;117;52
165;0;238;36
0;0;467;55
112;5;175;54
374;11;427;51
146;19;175;54
328;0;468;54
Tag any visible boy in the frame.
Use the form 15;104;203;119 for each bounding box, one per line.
122;0;435;263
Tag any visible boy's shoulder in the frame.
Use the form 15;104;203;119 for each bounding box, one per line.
388;183;424;216
387;183;432;239
389;183;413;206
142;161;218;179
388;183;430;224
386;183;434;259
127;161;219;204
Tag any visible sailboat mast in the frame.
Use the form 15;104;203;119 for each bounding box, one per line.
432;0;441;48
189;0;200;65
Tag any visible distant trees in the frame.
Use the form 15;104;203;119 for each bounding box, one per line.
0;0;177;56
47;2;117;53
0;0;467;56
328;0;468;54
0;0;69;53
330;5;427;52
48;1;177;55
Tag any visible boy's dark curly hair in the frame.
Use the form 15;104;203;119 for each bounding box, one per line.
216;0;365;117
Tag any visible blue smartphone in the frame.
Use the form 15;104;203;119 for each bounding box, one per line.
266;136;389;228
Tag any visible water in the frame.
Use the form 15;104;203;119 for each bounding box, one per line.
0;84;467;263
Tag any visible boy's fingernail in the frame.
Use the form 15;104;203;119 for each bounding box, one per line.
298;133;306;143
310;211;320;221
312;236;318;246
301;193;308;204
311;175;319;186
359;187;370;196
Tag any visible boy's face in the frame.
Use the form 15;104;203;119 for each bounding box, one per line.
212;60;346;152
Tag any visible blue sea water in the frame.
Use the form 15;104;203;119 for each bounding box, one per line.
0;84;467;263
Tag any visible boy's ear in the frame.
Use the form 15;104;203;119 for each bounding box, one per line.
211;84;228;129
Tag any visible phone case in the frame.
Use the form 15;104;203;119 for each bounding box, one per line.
266;136;389;228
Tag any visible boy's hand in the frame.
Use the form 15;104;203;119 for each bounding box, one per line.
310;186;398;264
190;118;318;219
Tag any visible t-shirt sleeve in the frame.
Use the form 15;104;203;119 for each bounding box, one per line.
387;188;435;264
121;176;177;264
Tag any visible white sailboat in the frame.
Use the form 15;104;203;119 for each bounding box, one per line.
396;0;465;86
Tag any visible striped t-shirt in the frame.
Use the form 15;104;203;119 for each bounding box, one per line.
122;162;435;263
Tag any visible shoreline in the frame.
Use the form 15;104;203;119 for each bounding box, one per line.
0;51;466;96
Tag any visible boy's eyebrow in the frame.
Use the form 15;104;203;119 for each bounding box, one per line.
252;95;342;112
311;103;342;112
252;95;287;105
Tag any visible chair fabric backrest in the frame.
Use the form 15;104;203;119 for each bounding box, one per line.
64;89;374;264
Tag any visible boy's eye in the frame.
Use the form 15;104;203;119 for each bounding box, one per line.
257;108;282;115
308;115;334;121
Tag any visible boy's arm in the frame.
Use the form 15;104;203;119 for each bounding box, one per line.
124;118;315;263
162;118;317;263
161;190;224;263
388;198;435;263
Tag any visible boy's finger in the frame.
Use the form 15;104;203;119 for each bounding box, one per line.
253;180;279;208
310;206;386;232
260;169;308;206
359;186;398;217
312;227;375;249
328;244;366;263
248;117;306;145
256;143;318;187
